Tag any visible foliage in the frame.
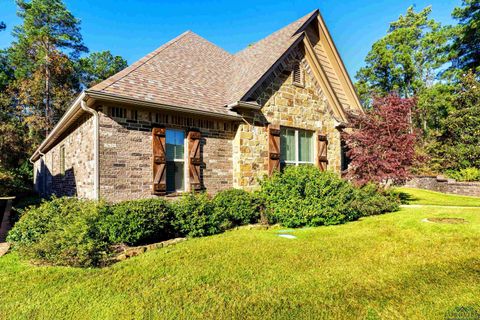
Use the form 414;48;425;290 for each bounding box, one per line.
212;189;261;228
451;0;480;73
446;167;480;182
9;0;88;132
0;21;5;31
355;6;449;104
171;192;222;237
99;199;174;246
259;165;398;228
7;197;109;267
351;183;400;217
344;95;417;185
76;50;127;88
0;164;32;196
429;72;480;170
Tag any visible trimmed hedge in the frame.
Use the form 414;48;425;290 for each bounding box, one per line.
99;198;174;246
259;165;399;227
8;166;399;267
7;197;109;267
213;189;261;228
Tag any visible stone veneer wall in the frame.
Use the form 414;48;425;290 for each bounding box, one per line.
405;176;480;197
232;49;342;190
33;115;96;199
97;105;236;202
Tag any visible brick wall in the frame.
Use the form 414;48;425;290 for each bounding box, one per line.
33;115;96;199
97;105;236;202
232;47;343;190
405;176;480;197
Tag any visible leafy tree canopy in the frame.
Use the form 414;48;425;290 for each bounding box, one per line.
344;95;417;185
77;50;127;88
355;6;449;104
451;0;480;74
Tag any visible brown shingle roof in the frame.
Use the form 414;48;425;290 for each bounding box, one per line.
89;10;320;117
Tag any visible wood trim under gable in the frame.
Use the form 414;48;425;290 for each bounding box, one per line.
316;14;364;113
302;35;348;122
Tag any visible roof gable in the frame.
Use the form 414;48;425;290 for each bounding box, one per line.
90;31;236;116
89;9;362;117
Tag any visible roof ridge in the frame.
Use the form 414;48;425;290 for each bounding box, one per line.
91;30;194;92
234;9;318;57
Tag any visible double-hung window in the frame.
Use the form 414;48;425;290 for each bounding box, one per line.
166;129;185;192
280;128;314;167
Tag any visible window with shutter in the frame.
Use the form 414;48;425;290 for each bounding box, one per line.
188;130;202;191
166;129;185;192
317;134;328;171
280;127;314;167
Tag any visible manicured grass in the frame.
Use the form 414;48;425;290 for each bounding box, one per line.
397;187;480;207
1;199;480;319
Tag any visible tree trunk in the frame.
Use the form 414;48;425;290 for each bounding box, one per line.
45;49;51;136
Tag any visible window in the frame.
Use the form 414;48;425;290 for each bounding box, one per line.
280;128;314;166
110;107;126;118
166;129;185;192
292;62;303;86
60;145;65;176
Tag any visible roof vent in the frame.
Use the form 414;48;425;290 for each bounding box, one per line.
292;62;303;86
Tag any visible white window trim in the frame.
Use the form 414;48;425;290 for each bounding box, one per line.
282;128;315;166
166;129;187;193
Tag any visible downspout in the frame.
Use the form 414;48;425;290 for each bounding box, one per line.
80;100;100;200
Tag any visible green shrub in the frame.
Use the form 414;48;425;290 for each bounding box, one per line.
446;167;480;182
99;198;173;246
172;192;223;237
259;166;398;228
7;197;108;267
351;183;400;217
213;189;261;228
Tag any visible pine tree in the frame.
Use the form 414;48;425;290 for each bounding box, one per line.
9;0;88;133
451;0;480;73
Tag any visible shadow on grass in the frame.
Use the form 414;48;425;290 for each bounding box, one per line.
396;191;419;205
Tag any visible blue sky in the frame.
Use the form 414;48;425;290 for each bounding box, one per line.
0;0;461;78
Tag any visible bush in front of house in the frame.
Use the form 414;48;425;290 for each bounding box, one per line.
212;189;261;229
7;197;109;267
171;192;223;237
350;183;400;217
99;198;174;246
259;165;399;228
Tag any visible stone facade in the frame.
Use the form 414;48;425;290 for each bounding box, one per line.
97;105;236;202
33;115;96;199
232;49;342;190
405;176;480;197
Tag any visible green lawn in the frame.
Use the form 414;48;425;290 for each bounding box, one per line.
397;187;480;207
1;189;479;319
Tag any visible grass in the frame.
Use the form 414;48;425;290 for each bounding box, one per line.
397;187;480;207
0;189;479;319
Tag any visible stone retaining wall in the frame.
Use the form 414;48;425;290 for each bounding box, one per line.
405;176;480;197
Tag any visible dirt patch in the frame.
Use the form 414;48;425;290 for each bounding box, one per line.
423;217;468;224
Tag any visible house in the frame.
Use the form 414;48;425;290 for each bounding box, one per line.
30;9;363;202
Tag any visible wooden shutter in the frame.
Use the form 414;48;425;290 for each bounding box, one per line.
268;124;281;176
152;127;167;195
317;133;328;171
188;130;202;191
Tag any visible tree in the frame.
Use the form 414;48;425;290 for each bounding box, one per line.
429;72;480;171
343;95;417;185
0;22;6;31
9;0;88;132
356;6;449;103
76;50;127;88
451;0;480;73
